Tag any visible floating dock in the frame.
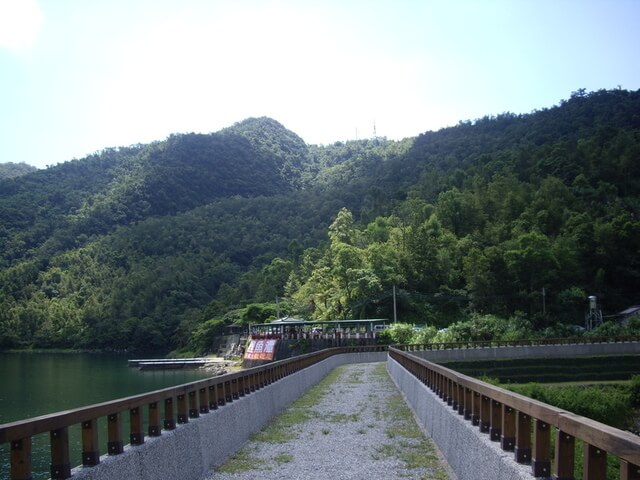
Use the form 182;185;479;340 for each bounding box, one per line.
128;358;213;370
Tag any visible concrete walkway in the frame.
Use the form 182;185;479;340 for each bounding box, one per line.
205;363;454;480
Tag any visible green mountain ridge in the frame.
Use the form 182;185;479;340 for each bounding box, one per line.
0;162;38;180
0;118;308;265
1;89;639;352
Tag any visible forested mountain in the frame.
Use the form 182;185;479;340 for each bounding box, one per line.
1;89;639;352
0;162;37;180
0;117;307;266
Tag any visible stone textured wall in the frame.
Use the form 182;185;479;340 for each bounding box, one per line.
411;341;640;362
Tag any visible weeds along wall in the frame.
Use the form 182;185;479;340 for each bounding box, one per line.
386;356;533;480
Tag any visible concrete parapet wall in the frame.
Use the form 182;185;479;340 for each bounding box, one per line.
69;351;386;480
412;341;640;362
387;357;532;480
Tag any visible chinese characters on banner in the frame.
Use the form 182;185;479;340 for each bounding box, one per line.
244;339;278;360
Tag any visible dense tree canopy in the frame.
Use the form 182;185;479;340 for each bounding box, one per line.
0;162;37;180
1;89;639;352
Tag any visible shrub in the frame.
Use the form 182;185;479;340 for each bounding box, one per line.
630;374;640;408
375;323;415;345
411;325;437;344
507;383;633;429
386;323;415;344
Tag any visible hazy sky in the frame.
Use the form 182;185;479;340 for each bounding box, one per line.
1;0;639;169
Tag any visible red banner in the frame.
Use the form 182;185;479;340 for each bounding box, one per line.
244;339;277;360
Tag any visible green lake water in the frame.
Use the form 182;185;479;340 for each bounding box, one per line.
0;352;213;479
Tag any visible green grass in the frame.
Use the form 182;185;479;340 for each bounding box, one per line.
371;373;449;479
247;365;359;444
274;453;294;464
500;380;631;480
249;408;315;443
290;367;342;408
346;369;365;384
371;362;389;378
325;412;360;423
215;449;265;473
374;440;448;480
504;382;633;429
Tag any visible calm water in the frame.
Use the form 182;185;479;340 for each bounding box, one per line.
0;352;213;479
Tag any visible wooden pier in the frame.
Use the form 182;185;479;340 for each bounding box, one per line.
128;358;214;370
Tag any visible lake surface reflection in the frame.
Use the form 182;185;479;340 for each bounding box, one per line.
0;351;213;479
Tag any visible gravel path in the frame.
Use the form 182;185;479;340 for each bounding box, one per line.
205;362;454;480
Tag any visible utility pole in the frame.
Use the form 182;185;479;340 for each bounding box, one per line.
542;287;546;316
276;296;280;319
393;285;397;323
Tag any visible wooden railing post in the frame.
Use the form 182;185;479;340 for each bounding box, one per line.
490;400;502;441
50;427;71;479
450;380;458;410
471;391;481;426
515;411;532;464
188;390;199;418
199;387;210;414
584;443;607;480
553;430;574;480
243;374;251;395
164;397;176;430
208;385;218;410
81;419;100;466
10;437;31;480
532;419;551;478
501;405;515;451
217;382;226;406
457;384;465;415
130;407;144;445
177;394;188;423
464;387;472;420
225;379;233;402
237;376;245;397
480;395;491;433
231;378;239;400
148;402;161;436
107;413;123;454
620;460;640;480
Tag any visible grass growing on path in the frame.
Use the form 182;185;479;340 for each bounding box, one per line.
216;449;266;474
248;367;345;444
213;363;451;479
371;363;450;480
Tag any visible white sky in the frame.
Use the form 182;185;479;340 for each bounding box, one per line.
1;0;639;169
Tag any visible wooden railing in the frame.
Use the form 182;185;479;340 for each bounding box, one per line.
0;345;387;480
389;346;640;480
396;335;640;352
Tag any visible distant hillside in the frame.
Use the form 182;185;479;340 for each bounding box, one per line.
0;117;308;266
0;162;37;179
0;88;638;352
